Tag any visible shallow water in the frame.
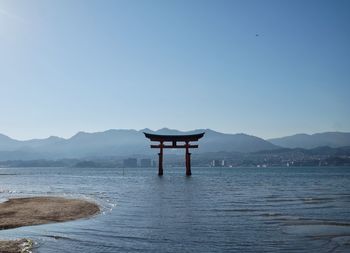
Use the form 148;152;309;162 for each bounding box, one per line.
0;167;350;252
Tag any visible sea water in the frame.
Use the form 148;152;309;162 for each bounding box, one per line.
0;167;349;252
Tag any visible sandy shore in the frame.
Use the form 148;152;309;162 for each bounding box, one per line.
0;196;100;252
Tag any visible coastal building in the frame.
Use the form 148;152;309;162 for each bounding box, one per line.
211;159;226;167
211;160;221;167
151;160;157;167
123;158;137;168
140;158;152;167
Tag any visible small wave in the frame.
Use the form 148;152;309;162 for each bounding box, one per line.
301;197;334;204
261;212;282;217
211;208;263;213
331;235;350;245
270;215;350;228
284;224;350;239
263;214;304;221
43;235;82;242
265;198;299;203
0;189;19;194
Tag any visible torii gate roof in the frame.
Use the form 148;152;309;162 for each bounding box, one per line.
143;132;205;142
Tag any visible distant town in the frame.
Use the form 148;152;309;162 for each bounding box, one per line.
1;145;350;168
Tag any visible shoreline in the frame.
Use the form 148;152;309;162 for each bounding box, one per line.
0;196;100;253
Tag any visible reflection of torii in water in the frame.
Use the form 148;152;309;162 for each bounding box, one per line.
144;132;205;176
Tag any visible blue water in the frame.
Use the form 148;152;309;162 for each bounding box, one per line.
0;167;350;252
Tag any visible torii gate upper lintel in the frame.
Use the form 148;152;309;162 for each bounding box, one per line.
144;132;205;176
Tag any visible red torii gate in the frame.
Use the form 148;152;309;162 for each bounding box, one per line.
144;132;205;176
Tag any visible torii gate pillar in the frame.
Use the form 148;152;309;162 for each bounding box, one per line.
158;141;164;176
185;142;191;176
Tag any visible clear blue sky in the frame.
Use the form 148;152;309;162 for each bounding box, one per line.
0;0;349;140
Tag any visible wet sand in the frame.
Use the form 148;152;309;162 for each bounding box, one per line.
0;197;100;252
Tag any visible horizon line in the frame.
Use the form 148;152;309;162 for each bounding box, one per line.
1;128;349;142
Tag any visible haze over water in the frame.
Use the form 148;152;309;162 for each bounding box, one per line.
1;166;350;252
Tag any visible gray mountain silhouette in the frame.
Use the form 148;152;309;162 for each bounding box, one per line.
0;128;278;160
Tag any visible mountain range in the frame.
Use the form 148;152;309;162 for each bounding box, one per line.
0;128;349;161
268;132;350;149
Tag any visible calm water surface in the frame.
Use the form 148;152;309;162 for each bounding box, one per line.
0;167;350;252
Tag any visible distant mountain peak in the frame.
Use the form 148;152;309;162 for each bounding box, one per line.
157;127;179;132
155;128;184;135
140;128;152;133
72;131;89;137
